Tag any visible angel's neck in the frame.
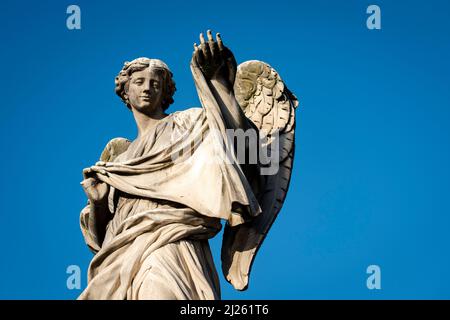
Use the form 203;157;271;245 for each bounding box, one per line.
132;108;167;139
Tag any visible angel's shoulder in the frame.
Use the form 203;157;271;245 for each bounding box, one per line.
170;107;204;128
99;137;131;162
171;107;203;120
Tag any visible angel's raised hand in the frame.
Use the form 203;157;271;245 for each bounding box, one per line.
193;30;234;82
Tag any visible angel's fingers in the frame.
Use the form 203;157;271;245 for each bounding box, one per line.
217;33;224;51
199;32;211;60
206;29;214;42
217;33;230;63
207;30;219;59
194;43;205;65
199;32;206;45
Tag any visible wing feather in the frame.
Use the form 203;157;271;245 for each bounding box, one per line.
222;60;299;290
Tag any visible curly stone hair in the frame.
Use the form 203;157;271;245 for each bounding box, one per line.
115;58;176;111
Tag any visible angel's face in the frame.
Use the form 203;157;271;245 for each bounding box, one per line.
126;67;164;115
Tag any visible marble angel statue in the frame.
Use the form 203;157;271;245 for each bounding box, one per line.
78;31;299;299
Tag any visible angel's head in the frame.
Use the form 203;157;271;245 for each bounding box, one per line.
115;58;176;115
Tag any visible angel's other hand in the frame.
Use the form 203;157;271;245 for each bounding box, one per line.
80;177;109;205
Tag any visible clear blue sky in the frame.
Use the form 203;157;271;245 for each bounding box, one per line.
1;0;450;299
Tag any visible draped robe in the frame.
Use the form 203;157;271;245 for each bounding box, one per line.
78;63;261;300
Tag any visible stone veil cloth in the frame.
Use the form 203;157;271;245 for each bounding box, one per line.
78;61;261;299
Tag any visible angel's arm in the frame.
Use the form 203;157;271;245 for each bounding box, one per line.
192;31;252;131
80;169;111;249
79;138;130;251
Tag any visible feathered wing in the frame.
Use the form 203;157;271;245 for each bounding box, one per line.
221;60;299;290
